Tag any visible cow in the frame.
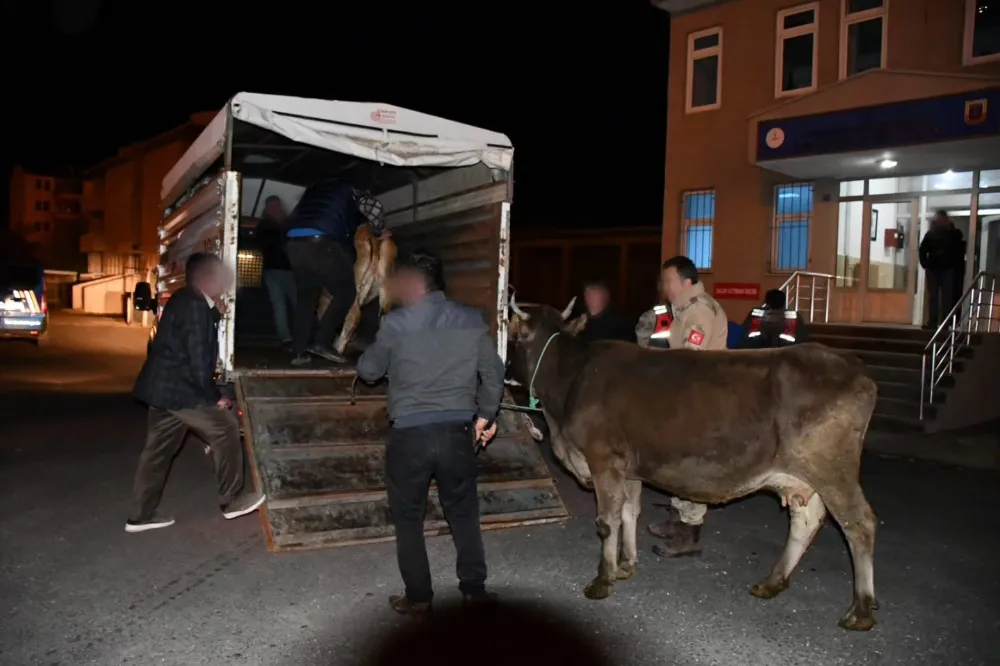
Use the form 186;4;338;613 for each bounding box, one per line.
505;295;879;631
316;224;397;355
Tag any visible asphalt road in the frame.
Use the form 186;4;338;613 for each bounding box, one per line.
1;313;998;665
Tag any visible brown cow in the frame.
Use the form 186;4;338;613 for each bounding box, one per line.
316;224;397;355
506;295;879;631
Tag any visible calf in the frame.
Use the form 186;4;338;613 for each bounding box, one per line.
506;296;879;631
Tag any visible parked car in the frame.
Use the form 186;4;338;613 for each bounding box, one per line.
0;262;48;345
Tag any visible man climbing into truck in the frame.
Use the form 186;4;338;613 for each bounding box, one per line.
284;180;390;365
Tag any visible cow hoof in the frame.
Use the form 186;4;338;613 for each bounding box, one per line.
749;578;789;600
583;578;613;600
838;599;877;632
615;562;636;580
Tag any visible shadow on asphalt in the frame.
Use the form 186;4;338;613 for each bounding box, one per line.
313;599;636;666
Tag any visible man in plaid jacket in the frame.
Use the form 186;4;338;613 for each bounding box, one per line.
127;253;264;533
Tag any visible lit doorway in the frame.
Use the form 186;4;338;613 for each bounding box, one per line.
860;197;919;323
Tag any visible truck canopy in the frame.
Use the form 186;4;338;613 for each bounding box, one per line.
161;92;514;208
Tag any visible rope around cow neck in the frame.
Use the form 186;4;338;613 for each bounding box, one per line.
500;331;561;413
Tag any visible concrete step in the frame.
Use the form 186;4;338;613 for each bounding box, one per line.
811;333;926;355
875;396;936;421
876;380;946;403
869;412;925;433
811;323;931;343
864;364;957;389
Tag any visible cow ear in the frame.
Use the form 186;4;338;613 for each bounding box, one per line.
563;314;587;336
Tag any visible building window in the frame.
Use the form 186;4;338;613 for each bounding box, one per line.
686;27;723;113
840;0;887;79
771;183;813;272
44;180;50;191
42;201;49;211
35;179;43;189
965;0;1000;64
43;222;51;232
681;190;715;270
776;3;819;96
34;201;42;211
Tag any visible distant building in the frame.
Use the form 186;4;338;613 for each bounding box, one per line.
653;0;1000;324
7;166;87;269
79;112;214;277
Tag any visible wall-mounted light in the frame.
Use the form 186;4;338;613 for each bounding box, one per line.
879;159;897;170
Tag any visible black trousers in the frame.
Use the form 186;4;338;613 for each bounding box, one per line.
386;421;487;604
129;406;244;520
926;269;957;327
285;237;356;356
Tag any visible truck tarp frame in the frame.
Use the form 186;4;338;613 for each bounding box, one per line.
161;93;515;206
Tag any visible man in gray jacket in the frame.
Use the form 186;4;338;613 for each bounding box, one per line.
357;249;505;618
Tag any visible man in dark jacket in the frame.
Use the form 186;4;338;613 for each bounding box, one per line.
919;210;966;328
285;180;388;365
738;289;808;349
127;253;264;533
357;250;505;618
257;195;296;347
577;279;636;343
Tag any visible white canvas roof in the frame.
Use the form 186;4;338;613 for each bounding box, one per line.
161;92;514;204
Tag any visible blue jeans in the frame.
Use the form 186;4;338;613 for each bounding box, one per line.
263;269;297;342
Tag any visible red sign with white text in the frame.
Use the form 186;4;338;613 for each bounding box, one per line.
712;283;761;300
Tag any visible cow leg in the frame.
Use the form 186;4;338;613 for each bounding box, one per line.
616;479;642;580
332;298;363;355
584;468;625;600
750;489;826;599
822;483;878;631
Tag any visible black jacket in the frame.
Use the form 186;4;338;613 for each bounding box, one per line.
255;215;291;271
919;225;964;273
134;287;222;410
579;308;637;344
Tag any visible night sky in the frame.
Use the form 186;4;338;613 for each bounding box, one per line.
2;0;670;229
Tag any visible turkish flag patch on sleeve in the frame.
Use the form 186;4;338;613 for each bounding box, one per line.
687;329;705;346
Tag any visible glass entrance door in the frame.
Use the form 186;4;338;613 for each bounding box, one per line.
859;198;918;323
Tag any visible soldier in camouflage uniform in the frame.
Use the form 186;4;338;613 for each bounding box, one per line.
644;256;729;558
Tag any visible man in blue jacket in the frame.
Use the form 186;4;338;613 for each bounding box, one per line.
285;180;387;365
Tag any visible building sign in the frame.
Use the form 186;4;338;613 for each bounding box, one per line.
756;87;1000;162
713;283;761;300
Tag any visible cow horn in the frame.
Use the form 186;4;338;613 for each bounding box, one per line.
560;296;577;320
509;292;530;320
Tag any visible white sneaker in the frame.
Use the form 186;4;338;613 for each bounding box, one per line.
125;514;176;533
222;494;266;520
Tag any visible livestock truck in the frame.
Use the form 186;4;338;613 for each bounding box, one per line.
133;93;568;551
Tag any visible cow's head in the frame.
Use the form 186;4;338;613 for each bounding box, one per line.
505;293;586;388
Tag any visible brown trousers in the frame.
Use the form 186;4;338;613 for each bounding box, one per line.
129;405;244;521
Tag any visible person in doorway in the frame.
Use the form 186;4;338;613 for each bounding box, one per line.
919;210;965;328
127;253;265;533
646;255;728;558
285;180;388;365
738;289;808;349
356;250;505;619
577;279;636;343
256;195;296;348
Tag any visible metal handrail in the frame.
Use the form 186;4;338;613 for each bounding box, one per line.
920;271;999;419
780;271;834;323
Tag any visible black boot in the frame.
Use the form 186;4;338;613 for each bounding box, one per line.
388;595;432;619
647;503;684;538
652;523;703;558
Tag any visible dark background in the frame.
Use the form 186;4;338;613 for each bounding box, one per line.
1;0;670;231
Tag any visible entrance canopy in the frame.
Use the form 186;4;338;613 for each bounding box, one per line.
751;71;1000;181
161;93;514;206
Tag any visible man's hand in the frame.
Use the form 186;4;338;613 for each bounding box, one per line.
474;417;498;446
214;298;228;315
216;396;232;410
380;228;393;239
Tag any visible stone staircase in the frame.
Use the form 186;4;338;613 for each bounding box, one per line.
809;324;964;432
